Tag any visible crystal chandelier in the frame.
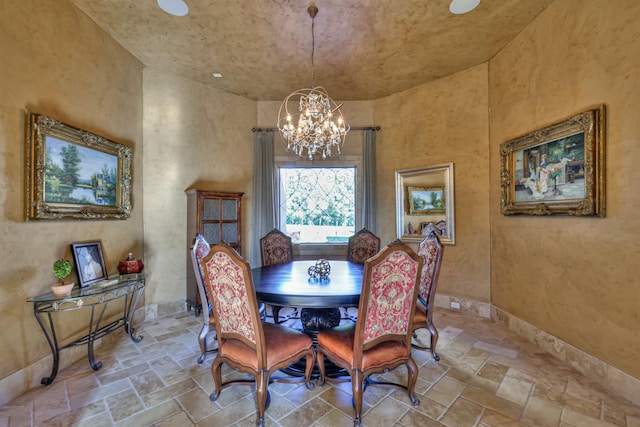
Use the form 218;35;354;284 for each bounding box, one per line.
277;3;350;161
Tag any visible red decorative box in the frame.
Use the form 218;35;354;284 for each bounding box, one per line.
118;253;144;274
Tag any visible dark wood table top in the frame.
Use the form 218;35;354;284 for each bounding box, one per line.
251;260;364;308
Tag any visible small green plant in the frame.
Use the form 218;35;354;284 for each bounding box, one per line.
53;259;73;285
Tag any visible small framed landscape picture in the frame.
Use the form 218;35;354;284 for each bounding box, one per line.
71;241;107;287
408;186;445;214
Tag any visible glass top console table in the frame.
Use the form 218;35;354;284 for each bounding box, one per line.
27;274;145;385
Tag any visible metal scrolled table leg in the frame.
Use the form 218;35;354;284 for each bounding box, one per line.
33;308;60;385
125;286;144;342
87;304;107;371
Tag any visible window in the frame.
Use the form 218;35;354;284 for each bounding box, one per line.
278;167;356;244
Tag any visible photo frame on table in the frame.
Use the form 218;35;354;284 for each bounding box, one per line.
24;110;132;220
407;186;445;214
70;241;107;287
500;105;605;217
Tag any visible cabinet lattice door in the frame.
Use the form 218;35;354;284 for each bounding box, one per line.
185;189;243;314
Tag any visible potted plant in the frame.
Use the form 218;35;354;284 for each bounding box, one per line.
52;259;74;297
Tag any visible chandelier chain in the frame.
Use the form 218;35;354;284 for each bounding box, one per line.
311;16;316;87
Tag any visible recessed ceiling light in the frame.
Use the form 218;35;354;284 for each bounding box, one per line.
212;73;223;78
157;0;189;17
449;0;480;14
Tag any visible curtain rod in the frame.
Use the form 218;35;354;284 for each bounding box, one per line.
252;126;380;133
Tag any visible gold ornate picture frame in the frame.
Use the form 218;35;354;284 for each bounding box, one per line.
24;110;132;220
500;105;605;216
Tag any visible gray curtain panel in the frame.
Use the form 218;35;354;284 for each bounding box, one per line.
362;129;377;233
251;131;275;266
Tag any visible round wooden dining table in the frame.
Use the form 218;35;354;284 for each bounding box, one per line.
251;260;364;309
251;260;364;377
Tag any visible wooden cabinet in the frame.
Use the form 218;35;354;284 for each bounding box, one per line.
185;189;244;314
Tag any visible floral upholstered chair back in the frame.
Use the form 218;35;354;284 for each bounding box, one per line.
260;228;294;266
356;241;422;354
417;230;443;307
347;228;381;264
191;234;213;317
203;243;263;353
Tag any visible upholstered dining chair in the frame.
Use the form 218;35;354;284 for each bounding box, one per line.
316;240;423;426
260;228;295;323
202;242;315;427
412;229;444;360
260;228;294;266
346;227;381;264
343;227;381;321
190;234;265;364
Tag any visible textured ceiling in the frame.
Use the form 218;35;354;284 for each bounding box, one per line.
69;0;554;101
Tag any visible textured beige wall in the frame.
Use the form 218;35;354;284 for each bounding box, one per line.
490;0;640;379
375;65;491;302
143;70;256;304
0;0;143;382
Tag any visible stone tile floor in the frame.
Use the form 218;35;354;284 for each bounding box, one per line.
2;307;640;426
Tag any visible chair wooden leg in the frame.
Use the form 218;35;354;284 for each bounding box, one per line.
406;357;420;406
209;359;223;402
256;371;268;427
412;324;440;361
197;324;208;364
428;322;440;361
304;353;315;390
352;370;364;427
317;352;326;386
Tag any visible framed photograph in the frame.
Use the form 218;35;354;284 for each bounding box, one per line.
71;241;107;287
24;110;132;220
500;105;605;216
408;186;445;214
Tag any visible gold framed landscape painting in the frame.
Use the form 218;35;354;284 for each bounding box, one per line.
24;110;132;220
500;105;605;216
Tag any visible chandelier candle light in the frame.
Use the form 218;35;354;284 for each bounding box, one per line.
277;3;350;161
